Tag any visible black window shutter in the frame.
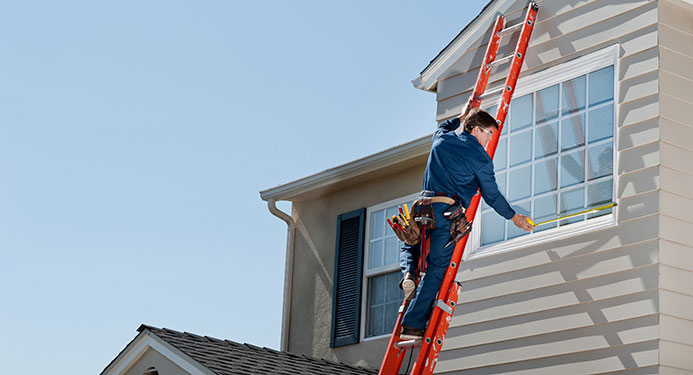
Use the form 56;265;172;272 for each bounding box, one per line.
330;207;366;348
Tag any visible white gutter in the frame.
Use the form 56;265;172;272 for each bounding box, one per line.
267;198;296;352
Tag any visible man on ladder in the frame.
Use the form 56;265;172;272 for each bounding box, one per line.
399;98;534;340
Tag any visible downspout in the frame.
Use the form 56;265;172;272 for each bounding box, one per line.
266;198;296;352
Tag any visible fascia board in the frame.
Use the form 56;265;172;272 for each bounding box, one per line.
412;0;514;92
102;331;213;375
259;134;432;202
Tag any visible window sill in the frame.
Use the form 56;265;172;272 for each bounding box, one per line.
362;333;392;343
464;213;617;261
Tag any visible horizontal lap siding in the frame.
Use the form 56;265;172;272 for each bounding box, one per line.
436;0;657;121
659;1;693;372
435;0;661;373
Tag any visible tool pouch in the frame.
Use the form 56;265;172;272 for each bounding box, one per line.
391;219;421;245
388;197;435;246
444;203;472;247
411;198;435;231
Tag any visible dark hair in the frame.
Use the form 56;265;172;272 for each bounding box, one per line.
463;108;499;133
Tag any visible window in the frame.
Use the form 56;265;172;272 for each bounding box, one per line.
471;46;618;257
361;194;417;339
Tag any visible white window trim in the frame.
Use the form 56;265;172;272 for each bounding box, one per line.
360;192;419;342
465;44;620;261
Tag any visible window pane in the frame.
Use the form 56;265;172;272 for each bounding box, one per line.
510;130;532;167
535;121;558;159
385;206;399;226
481;210;505;245
508;200;530;239
588;104;613;143
588;179;614;218
535;158;558;195
559;187;585;225
587;143;613;180
561;113;586;151
589;66;614;106
486;105;498;119
510;94;533;132
385;302;399;335
367;272;404;337
496;172;507;198
370;210;384;239
369;239;383;269
560;149;585;188
536;84;559;123
562;75;586;114
384;236;399;266
484;172;506;210
368;306;384;337
494;136;507;171
369;274;386;305
509;165;532;201
533;194;557;232
385;272;403;301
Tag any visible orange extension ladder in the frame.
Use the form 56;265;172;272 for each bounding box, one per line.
378;3;539;375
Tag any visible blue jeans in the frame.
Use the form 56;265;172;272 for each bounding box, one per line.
400;202;454;330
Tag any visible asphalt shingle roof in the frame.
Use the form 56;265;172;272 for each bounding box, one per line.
139;325;378;375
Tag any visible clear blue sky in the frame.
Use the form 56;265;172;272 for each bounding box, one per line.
0;1;487;374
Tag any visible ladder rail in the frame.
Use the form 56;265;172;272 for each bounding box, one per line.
470;15;505;108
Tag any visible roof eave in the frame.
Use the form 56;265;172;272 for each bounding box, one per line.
411;0;515;92
259;134;432;202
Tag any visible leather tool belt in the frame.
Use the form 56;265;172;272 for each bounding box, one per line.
389;192;461;246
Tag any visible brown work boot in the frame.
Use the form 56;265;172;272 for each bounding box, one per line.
400;325;424;340
402;272;417;301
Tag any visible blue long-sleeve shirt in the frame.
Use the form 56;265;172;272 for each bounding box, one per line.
422;117;515;220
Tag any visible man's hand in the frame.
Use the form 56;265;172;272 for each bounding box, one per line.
511;213;534;232
457;96;475;121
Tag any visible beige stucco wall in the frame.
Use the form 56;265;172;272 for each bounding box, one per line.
658;0;693;372
287;161;425;367
124;347;189;375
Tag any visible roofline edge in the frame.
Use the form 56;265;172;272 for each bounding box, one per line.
259;134;432;201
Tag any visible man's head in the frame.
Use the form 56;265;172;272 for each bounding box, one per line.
463;108;498;148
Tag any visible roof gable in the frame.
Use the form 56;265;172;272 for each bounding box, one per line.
101;326;212;375
412;0;517;92
103;325;378;375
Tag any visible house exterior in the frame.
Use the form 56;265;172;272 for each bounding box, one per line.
100;325;377;375
261;0;693;373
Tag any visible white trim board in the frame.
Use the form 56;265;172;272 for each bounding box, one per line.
101;331;213;375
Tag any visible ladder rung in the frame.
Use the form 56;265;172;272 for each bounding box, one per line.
394;339;422;349
477;86;503;101
497;22;523;37
487;54;514;69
